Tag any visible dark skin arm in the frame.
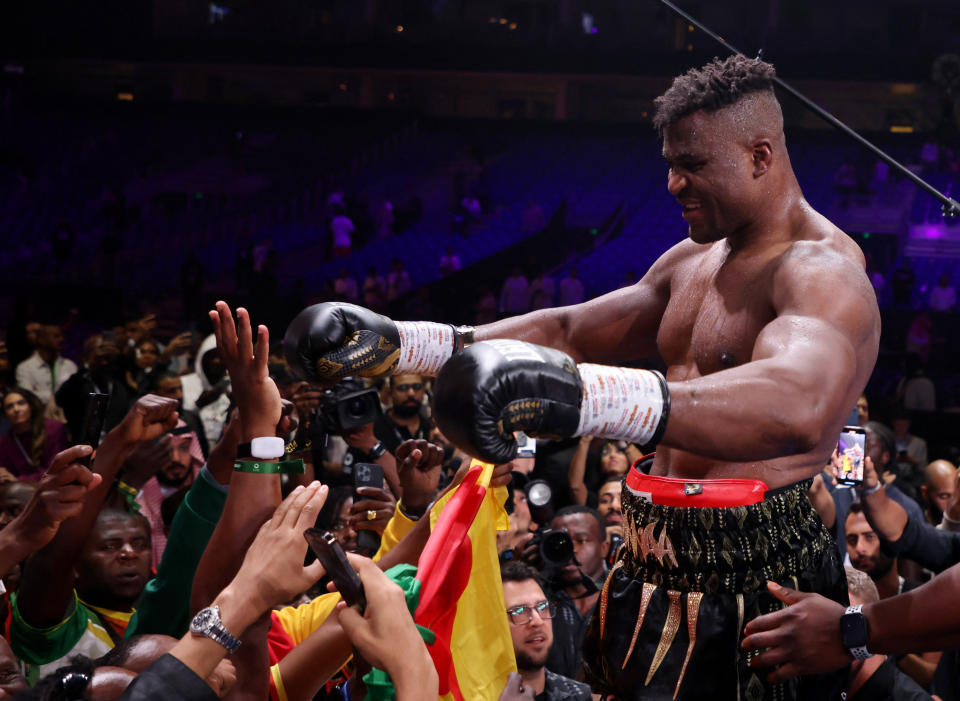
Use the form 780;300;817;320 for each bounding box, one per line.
859;456;909;542
269;444;512;698
342;422;400;498
0;446;102;577
191;302;285;701
475;252;673;364
18;395;178;628
742;568;960;683
479;242;879;463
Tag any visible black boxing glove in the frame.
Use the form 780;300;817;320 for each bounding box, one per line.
284;302;469;383
433;340;584;464
433;339;670;464
284;303;402;383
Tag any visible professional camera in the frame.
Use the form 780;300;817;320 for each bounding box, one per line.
311;379;381;435
530;528;574;568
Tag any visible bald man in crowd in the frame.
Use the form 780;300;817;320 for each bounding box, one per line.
920;460;955;526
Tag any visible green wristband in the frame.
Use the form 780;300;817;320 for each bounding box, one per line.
233;459;306;475
115;480;142;513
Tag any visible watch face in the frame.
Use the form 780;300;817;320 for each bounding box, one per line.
841;612;868;649
191;607;217;634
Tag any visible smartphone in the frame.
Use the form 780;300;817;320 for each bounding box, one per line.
77;393;110;466
837;425;866;487
303;528;366;611
515;431;536;459
353;463;384;555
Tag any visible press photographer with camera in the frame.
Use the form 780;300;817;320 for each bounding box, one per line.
292;378;400;497
512;487;609;681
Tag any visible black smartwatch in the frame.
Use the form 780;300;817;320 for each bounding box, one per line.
840;604;872;660
367;441;387;460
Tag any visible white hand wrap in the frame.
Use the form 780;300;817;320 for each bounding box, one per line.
395;321;455;375
576;363;670;446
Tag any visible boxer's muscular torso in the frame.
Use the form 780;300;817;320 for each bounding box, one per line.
477;206;881;490
651;211;878;487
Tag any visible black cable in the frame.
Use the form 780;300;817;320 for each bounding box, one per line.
658;0;960;218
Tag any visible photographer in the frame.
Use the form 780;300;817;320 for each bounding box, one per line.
293;378;400;497
344;374;431;496
517;504;609;681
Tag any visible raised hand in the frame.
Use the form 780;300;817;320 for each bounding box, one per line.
498;673;535;701
1;445;103;565
395;439;444;512
114;394;180;445
209;301;281;440
226;481;329;615
334;553;438;699
350;486;397;534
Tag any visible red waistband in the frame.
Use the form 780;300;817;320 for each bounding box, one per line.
625;461;768;508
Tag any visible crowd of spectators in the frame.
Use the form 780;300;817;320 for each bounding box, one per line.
0;288;959;701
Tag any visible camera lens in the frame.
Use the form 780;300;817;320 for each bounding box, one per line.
345;397;368;419
540;529;573;567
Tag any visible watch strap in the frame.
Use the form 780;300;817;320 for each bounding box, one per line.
368;441;387;460
191;606;242;653
842;604;873;660
453;325;476;353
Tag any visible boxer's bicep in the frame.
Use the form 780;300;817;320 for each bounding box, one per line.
476;273;668;363
751;314;858;421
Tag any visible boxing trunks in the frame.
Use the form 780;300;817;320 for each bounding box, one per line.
582;470;848;701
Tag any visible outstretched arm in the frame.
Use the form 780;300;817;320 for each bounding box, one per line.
18;395;178;628
0;446;101;577
121;483;328;700
475;249;675;364
190;303;285;701
742;564;960;683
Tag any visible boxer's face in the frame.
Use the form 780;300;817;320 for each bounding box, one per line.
663;110;755;244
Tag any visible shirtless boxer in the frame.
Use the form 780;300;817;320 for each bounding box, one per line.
284;56;880;700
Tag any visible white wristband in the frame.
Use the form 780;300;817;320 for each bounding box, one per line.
576;364;669;446
396;322;455;375
250;436;285;460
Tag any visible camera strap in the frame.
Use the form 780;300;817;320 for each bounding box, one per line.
233;459;306;475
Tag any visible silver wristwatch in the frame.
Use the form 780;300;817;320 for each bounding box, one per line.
190;605;242;653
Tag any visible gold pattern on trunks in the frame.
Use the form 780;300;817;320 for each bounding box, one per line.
688;533;701;566
731;506;748;529
599;561;623;641
645;589;682;685
639;523;679;569
698;508;714;532
673;592;703;699
622;582;656;670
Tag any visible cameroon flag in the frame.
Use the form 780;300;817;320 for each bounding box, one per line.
414;461;517;701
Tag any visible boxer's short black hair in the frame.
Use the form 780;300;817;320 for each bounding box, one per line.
653;54;776;132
